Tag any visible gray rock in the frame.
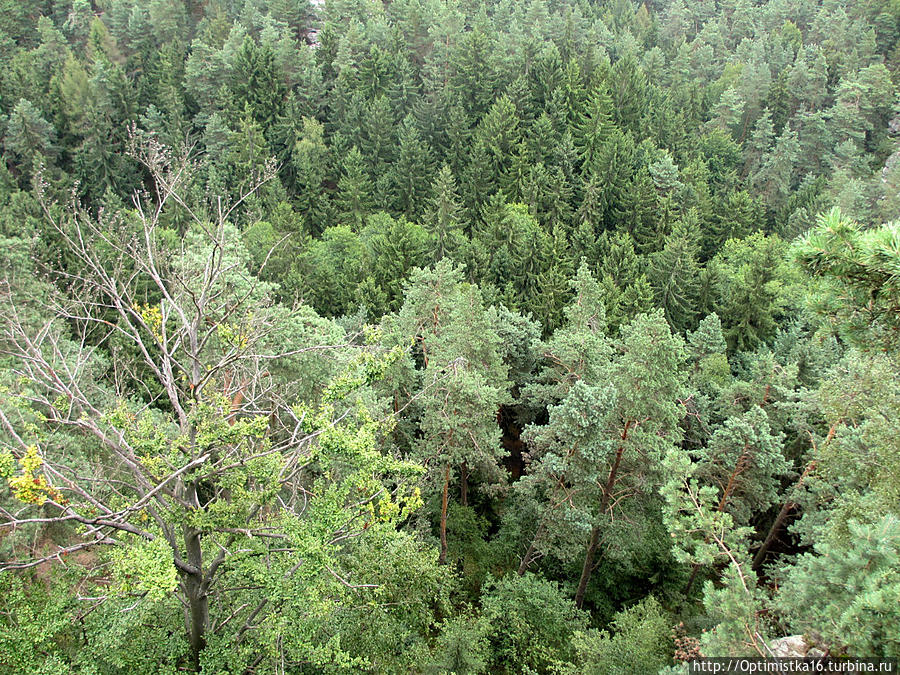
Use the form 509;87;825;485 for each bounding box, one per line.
769;635;809;657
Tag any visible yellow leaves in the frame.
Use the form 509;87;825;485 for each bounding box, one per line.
0;450;13;479
216;321;250;350
374;487;423;524
132;302;164;343
5;446;63;506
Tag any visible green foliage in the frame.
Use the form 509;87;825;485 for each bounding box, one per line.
479;573;588;674
430;613;490;675
567;596;673;675
796;208;900;349
109;537;179;602
0;571;76;673
776;515;900;657
709;233;796;351
1;0;899;669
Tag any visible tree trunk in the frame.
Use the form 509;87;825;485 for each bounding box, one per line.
752;460;816;571
750;456;816;570
460;461;468;507
183;525;208;671
716;448;749;513
574;524;601;608
751;498;795;572
574;422;630;608
518;521;545;576
438;464;450;565
683;563;700;597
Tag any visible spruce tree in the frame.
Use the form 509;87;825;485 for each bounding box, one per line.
336;146;373;231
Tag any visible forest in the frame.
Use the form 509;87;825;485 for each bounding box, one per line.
0;0;898;671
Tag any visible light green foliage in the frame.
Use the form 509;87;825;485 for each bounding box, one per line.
109;537;179;602
661;450;753;570
291;116;331;233
395;260;508;469
776;515;900;657
796;208;900;349
519;309;687;599
567;596;673;675
700;555;772;657
361;211;431;314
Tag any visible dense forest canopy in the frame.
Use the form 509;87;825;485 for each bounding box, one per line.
0;0;899;671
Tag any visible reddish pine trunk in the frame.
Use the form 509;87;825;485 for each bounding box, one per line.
686;446;749;595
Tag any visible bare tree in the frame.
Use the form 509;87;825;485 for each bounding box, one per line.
0;136;413;670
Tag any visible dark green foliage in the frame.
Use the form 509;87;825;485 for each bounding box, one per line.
479;574;588;674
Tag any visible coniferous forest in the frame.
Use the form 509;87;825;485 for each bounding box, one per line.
1;0;899;671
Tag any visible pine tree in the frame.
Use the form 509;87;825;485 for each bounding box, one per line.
795;209;900;349
519;305;687;608
391;261;509;565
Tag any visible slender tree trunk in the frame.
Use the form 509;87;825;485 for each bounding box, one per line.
752;460;817;571
460;461;468;507
574;421;631;608
750;498;795;572
438;464;450;565
716;448;749;513
183;525;208;671
518;520;545;576
683;564;700;597
574;524;602;608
